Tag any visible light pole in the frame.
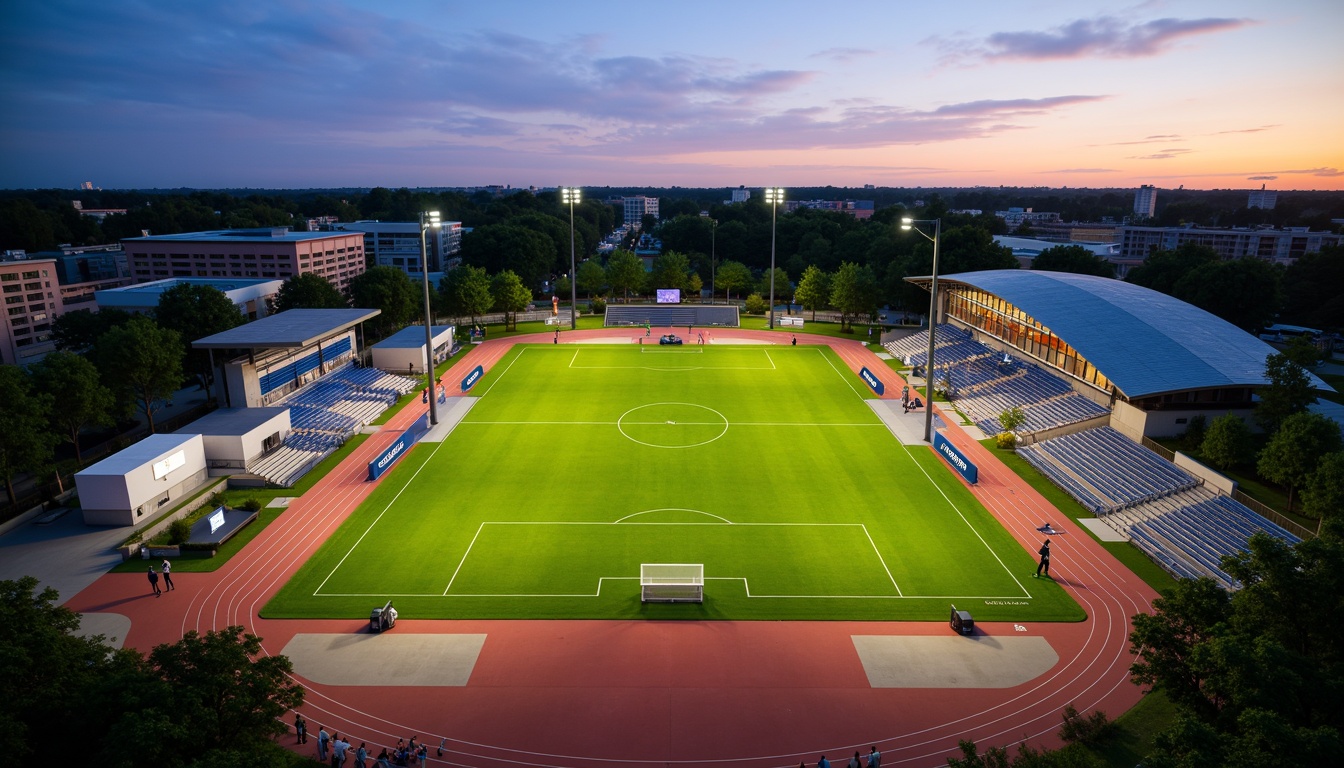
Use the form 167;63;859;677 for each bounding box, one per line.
901;217;941;443
561;187;580;330
420;210;441;426
709;217;717;304
764;188;784;328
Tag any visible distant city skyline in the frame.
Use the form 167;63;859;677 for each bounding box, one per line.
1;1;1341;191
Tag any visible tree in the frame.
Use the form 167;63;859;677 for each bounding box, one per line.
1281;244;1344;331
1256;351;1318;434
1126;242;1217;296
438;264;493;327
714;260;752;302
1303;452;1344;520
348;265;419;337
829;261;879;332
30;351;115;463
743;293;767;314
1130;523;1344;767
273;272;347;311
996;407;1026;448
490;270;533;331
795;265;831;321
1172;257;1283;331
0;367;56;507
687;272;703;302
1032;245;1115;277
458;223;554;291
605;249;646;302
51;307;134;353
153;283;246;391
1257;412;1343;511
650;251;692;295
1200;414;1255;470
95;317;183;434
576;259;607;300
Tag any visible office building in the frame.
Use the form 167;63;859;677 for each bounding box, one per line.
1118;225;1343;265
121;227;366;294
335;220;462;279
622;196;659;228
1133;185;1157;218
0;257;62;365
1248;186;1278;210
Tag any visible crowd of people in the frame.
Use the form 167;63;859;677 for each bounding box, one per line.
299;716;437;768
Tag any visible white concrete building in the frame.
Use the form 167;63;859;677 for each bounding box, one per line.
94;277;281;319
174;408;291;476
1133;185;1157;218
75;433;208;526
369;325;456;374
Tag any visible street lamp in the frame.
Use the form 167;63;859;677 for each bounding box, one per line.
708;217;717;304
763;188;785;328
420;210;441;426
561;187;580;330
901;216;941;444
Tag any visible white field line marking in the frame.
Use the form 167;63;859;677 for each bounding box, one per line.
862;523;903;597
458;420;884;427
816;346;869;401
442;522;487;595
312;436;451;596
476;345;531;398
764;350;777;369
319;581;1029;601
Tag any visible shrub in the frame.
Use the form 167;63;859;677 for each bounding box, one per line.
1181;414;1207;451
240;498;263;512
743;293;767;314
589;297;607;315
996;432;1018;449
206;491;228;510
167;518;192;545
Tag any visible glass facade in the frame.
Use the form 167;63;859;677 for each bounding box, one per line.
942;286;1112;393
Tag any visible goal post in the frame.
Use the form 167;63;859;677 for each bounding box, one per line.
640;563;704;603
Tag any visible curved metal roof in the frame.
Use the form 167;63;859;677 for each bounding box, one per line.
929;270;1330;399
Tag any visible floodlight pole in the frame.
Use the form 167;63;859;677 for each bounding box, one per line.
562;187;580;330
420;210;441;426
902;217;941;443
764;188;784;328
710;217;717;304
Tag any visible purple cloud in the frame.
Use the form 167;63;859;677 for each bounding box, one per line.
1130;149;1194;160
1247;175;1278;181
978;16;1252;60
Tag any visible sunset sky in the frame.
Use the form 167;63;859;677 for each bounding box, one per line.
2;0;1341;191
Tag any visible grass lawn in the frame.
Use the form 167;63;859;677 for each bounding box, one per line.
264;344;1085;622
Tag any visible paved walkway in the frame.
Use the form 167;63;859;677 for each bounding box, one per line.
30;329;1157;768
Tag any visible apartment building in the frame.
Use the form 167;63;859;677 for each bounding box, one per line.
121;227;366;294
0;258;62;365
334;220;462;278
1117;225;1343;265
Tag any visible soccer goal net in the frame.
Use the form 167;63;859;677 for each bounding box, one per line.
640;563;704;603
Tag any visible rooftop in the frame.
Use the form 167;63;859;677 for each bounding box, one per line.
124;227;362;244
191;308;379;349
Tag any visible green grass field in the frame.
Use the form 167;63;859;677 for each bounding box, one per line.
263;344;1083;622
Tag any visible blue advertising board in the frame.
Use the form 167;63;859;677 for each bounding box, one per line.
367;416;431;481
461;364;484;392
859;366;885;396
932;431;978;485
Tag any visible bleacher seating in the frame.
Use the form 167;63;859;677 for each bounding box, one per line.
1017;427;1301;589
247;363;419;487
604;305;740;327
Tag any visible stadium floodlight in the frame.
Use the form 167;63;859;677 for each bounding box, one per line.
561;188;581;330
763;188;785;328
420;210;441;426
902;216;941;444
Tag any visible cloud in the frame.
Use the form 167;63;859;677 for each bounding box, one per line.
1130;148;1194;160
971;16;1252;61
810;47;876;63
1273;167;1343;177
1215;125;1278;135
1247;175;1278;181
1043;168;1119;174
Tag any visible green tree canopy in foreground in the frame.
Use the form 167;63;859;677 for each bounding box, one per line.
1257;411;1342;512
274;272;348;311
1128;521;1344;767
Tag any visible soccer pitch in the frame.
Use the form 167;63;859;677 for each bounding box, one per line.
264;345;1083;622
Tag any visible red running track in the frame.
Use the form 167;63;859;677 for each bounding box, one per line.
65;329;1158;768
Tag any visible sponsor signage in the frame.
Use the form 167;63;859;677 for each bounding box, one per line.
859;366;885;396
461;364;484;392
933;431;978;485
208;507;226;534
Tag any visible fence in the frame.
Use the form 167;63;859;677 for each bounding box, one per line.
1232;489;1317;540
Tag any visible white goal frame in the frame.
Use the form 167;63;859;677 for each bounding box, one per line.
640;563;704;603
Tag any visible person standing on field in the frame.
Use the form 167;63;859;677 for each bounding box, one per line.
161;560;174;591
147;566;161;597
1035;539;1051;577
867;746;881;768
295;713;307;744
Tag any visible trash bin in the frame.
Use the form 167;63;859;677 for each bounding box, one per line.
950;605;974;635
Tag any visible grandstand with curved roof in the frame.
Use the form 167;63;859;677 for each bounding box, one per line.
904;269;1332;438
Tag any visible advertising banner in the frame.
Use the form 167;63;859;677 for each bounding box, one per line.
859;366;885;396
461;364;484;391
932;431;978;485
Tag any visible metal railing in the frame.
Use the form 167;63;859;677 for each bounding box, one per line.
1231;489;1317;540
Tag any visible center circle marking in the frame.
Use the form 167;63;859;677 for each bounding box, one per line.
617;402;728;448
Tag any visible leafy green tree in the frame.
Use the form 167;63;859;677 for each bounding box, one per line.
795;265;831;320
605;250;646;302
1126;242;1217;295
490;270;533;331
459;223;555;291
714;260;752;302
1280;336;1324;368
1281;244;1344;331
348;266;419;337
1173;256;1283;331
153;283;246;391
1257;412;1343;511
51;307;133;353
687;272;704;302
829;261;879;332
576;259;607;300
1200;414;1255;470
1032;245;1115;277
30;351;115;463
759;267;791;309
438;264;493;327
1303;452;1344;520
650;251;692;295
743;293;767;314
1181;413;1207;451
0;367;56;507
273;272;347;311
95;317;184;434
1256;351;1318;434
